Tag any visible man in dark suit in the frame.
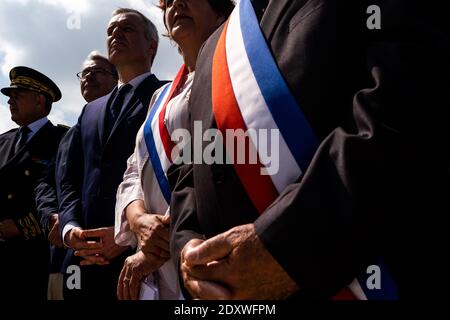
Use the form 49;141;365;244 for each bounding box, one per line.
34;51;118;300
0;66;67;300
169;0;449;299
57;8;166;299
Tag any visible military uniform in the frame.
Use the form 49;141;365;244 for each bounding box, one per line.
0;66;67;300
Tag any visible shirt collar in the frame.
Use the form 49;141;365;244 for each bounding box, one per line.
118;72;153;92
26;117;49;135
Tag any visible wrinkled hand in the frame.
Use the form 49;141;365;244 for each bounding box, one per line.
48;214;63;248
74;227;129;266
0;219;20;240
117;250;167;300
181;224;299;300
135;214;171;259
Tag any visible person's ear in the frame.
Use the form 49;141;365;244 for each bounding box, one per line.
36;94;47;111
148;39;158;61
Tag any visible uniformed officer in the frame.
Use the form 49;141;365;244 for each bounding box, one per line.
0;66;68;300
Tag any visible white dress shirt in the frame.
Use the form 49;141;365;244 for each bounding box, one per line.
114;72;194;300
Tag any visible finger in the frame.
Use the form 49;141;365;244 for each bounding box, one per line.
140;236;170;253
185;278;231;300
74;248;104;258
185;234;233;266
122;277;130;300
79;255;109;266
184;260;230;283
117;265;127;300
160;214;171;226
82;228;109;239
73;240;103;251
141;225;170;243
129;272;141;300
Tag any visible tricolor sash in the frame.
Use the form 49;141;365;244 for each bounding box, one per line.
211;0;398;300
141;65;189;300
144;65;189;204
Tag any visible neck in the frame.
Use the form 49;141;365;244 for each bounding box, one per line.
117;63;151;84
180;40;202;73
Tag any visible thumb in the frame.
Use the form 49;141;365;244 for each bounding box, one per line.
160;214;171;225
185;233;233;266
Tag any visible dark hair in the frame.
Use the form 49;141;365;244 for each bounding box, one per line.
158;0;235;32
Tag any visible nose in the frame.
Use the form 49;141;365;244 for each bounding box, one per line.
84;70;95;81
111;25;123;38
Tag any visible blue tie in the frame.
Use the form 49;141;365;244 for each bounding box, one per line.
15;126;30;154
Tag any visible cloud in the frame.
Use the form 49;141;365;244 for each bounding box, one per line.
0;40;25;77
0;0;182;133
0;103;16;132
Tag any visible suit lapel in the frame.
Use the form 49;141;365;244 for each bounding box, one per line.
0;131;18;169
105;74;159;146
0;121;53;175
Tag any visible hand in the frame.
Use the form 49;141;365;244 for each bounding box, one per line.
0;219;20;240
136;214;171;259
65;227;108;265
75;227;129;265
48;214;63;248
126;200;171;259
117;250;167;300
181;224;299;300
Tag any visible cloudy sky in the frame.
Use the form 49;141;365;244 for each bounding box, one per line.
0;0;183;133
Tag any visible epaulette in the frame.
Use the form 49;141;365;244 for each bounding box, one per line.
55;124;70;139
57;124;70;130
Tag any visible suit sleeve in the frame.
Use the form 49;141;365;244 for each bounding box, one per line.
168;162;204;300
57;115;85;233
254;1;449;296
34;156;58;237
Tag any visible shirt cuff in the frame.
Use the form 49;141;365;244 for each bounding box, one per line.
62;222;81;247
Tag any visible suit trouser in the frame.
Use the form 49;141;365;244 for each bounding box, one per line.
47;273;64;300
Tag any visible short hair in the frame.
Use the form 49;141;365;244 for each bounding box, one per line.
112;8;159;61
83;50;118;77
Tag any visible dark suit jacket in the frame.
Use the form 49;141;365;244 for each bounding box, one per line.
0;120;67;299
35;127;75;274
57;74;166;298
169;0;449;299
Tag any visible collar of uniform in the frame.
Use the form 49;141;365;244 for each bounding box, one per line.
26;116;49;137
117;71;153;95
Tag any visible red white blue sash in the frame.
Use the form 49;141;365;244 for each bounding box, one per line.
211;0;398;300
144;65;189;204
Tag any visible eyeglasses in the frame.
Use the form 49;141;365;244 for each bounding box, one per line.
77;68;116;80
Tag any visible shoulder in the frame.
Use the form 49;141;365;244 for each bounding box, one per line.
55;124;70;138
0;128;18;141
87;93;111;109
0;127;18;136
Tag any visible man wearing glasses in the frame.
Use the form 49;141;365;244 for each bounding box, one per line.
35;51;118;300
78;51;118;103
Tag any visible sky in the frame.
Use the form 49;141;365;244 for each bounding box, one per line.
0;0;183;133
